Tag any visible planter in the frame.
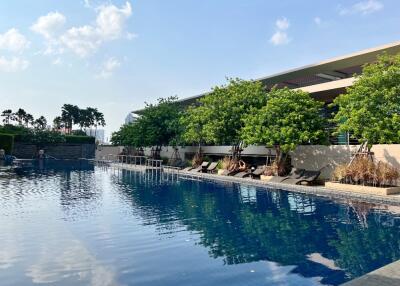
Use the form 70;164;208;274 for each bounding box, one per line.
325;182;400;196
217;169;225;175
260;175;274;182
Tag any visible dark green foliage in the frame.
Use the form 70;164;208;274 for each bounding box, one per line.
111;97;183;147
182;78;268;146
332;53;400;145
241;87;327;174
65;135;95;144
0;133;14;154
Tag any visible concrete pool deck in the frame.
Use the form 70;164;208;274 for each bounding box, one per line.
342;259;400;286
107;162;400;206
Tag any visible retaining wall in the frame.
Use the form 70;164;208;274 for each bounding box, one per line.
99;144;400;180
13;143;95;159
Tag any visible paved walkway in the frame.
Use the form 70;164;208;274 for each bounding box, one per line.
342;260;400;286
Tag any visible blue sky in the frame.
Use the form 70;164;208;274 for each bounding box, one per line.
0;0;399;139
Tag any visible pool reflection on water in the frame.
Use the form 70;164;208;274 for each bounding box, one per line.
0;165;400;286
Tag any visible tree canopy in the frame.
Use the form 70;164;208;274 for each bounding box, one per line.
332;53;400;146
182;78;268;146
58;104;106;133
241;87;327;173
111;96;182;147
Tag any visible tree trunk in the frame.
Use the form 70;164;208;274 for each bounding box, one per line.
274;146;288;176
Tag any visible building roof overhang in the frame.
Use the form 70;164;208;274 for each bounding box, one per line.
133;41;400;113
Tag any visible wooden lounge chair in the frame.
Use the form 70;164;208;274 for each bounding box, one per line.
268;168;305;183
191;161;209;172
220;169;240;176
251;166;265;178
281;170;321;185
182;166;194;172
234;171;251;178
207;162;218;173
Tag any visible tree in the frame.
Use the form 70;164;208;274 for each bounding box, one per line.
61;104;80;133
14;108;27;125
180;103;209;154
241;87;327;175
91;108;106;136
53;116;64;130
34;116;47;130
23;113;34;127
111;97;182;157
332;53;400;148
185;78;268;158
1;109;13;124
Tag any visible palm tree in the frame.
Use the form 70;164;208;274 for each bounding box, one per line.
93;109;106;136
34;116;47;130
1;109;13;124
14;108;27;125
61;104;80;133
24;113;34;127
53;116;64;131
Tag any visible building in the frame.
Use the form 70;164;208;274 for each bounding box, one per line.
125;112;138;125
85;129;105;143
133;41;400;144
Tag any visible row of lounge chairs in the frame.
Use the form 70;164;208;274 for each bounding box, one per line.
182;162;321;185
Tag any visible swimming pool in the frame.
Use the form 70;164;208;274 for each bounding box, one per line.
1;163;399;285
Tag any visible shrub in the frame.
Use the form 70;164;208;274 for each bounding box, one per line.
191;152;203;167
332;158;399;187
263;162;278;176
65;135;95;144
0;133;14;154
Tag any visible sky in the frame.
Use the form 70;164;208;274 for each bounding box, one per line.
0;0;399;140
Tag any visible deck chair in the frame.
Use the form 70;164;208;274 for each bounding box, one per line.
282;170;321;185
191;161;209;172
182;166;194;172
251;166;265;178
220;169;240;176
234;171;251;178
268;168;305;183
207;162;218;173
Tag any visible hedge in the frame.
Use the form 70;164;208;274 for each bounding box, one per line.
0;133;14;154
65;135;95;144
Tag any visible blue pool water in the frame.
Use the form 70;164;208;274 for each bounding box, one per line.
1;162;400;286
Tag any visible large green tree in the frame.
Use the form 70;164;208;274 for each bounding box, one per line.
111;97;182;155
182;78;268;158
241;87;327;175
332;53;400;147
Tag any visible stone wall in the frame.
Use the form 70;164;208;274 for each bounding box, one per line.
13;143;95;159
95;145;125;160
101;144;400;181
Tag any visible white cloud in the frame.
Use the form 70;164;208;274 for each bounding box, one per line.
275;17;289;30
33;2;133;58
0;28;30;53
270;17;290;46
270;31;290;46
52;57;63;66
60;25;100;58
97;57;121;78
314;17;322;25
0;56;29;72
84;0;92;8
31;12;66;39
339;0;383;15
96;2;132;40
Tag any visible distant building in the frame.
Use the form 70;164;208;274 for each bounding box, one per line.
125;112;138;124
86;129;105;143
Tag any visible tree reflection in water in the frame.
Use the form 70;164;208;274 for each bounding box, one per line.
114;169;400;285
